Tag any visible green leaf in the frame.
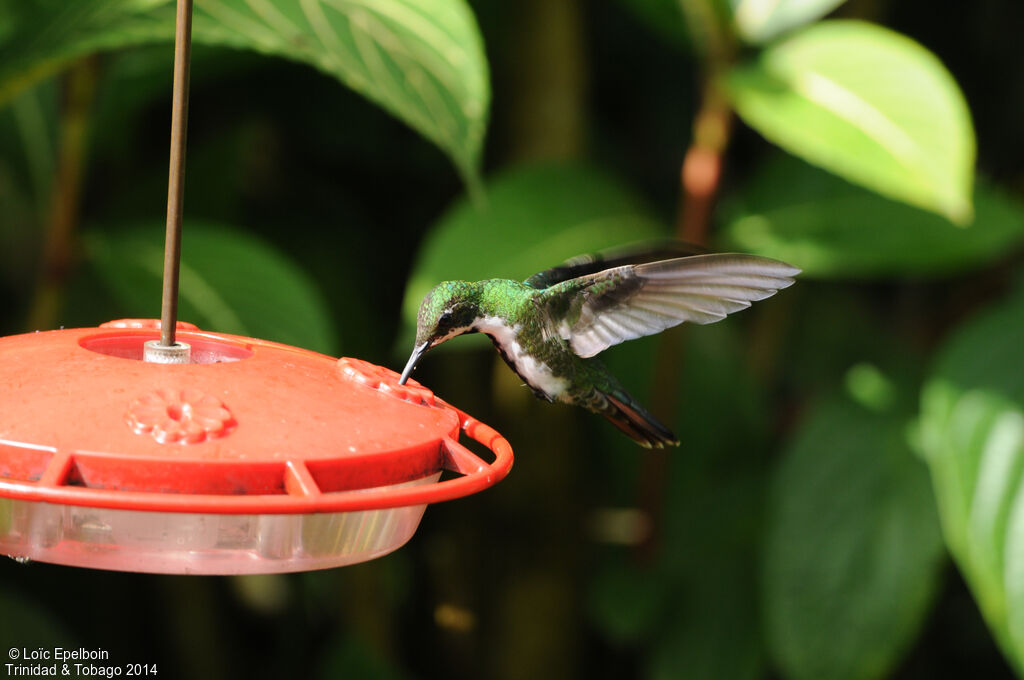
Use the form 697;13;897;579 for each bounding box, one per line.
192;0;489;184
920;284;1024;675
648;473;765;680
399;162;667;349
649;567;762;680
763;392;946;680
719;154;1024;278
614;0;689;48
0;1;175;107
725;20;975;224
8;82;57;218
84;221;338;354
0;0;489;183
730;0;847;43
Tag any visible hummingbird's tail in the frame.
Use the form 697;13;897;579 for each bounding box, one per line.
588;388;679;449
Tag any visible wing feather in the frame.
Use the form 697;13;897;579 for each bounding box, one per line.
524;241;707;289
550;253;799;358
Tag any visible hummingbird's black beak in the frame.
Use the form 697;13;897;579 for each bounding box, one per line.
398;342;430;385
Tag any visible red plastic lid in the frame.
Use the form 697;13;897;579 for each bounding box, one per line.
0;320;513;514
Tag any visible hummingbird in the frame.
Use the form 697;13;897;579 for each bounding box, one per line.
399;245;799;448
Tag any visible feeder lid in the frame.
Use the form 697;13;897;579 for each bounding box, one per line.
0;320;512;514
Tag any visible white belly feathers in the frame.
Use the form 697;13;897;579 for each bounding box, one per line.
473;316;569;398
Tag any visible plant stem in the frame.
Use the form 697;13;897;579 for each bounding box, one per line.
678;83;732;243
25;56;99;332
675;0;736;243
636;1;736;561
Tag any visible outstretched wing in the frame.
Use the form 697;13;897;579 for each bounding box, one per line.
523;240;707;290
544;254;800;358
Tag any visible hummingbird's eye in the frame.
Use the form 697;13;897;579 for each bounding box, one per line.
438;309;454;326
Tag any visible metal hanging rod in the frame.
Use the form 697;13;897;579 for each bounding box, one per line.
158;0;194;351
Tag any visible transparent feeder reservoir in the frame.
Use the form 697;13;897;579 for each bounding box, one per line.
0;320;513;574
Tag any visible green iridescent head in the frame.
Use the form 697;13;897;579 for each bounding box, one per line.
415;280;481;345
400;281;480;384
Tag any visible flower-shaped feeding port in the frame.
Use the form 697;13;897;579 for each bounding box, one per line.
337;357;437;407
0;321;513;574
126;388;237;444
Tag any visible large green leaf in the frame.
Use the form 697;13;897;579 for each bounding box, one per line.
647;473;764;680
763;390;946;680
85;221;338;354
719;154;1024;278
399;162;667;350
730;0;847;43
0;0;489;182
920;283;1024;675
0;1;172;109
725;20;975;224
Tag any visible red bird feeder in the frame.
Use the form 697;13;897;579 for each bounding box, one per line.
0;0;514;574
0;320;513;573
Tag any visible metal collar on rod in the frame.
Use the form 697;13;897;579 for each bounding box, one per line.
148;0;194;364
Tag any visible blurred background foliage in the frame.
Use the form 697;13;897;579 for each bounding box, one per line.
1;0;1024;678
